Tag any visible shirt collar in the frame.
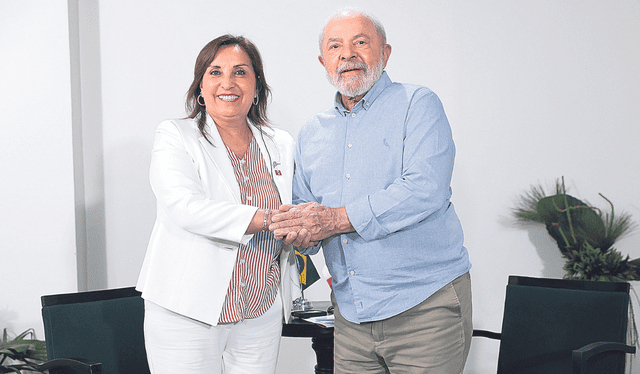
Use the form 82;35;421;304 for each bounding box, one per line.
333;71;392;116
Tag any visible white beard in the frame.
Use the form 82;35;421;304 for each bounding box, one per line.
327;53;385;98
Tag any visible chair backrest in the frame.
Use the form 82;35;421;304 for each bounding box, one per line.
41;287;150;374
497;276;630;374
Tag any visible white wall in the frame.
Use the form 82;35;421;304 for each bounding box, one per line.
2;1;639;373
0;0;78;340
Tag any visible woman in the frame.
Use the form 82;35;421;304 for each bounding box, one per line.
136;35;301;373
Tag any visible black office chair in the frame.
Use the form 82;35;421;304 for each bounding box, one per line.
473;275;636;374
39;287;150;374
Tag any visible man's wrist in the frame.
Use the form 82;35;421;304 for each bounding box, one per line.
330;207;354;236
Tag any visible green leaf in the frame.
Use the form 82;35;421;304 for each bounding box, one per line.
0;328;47;370
537;194;607;254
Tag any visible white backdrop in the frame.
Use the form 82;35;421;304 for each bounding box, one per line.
2;1;639;373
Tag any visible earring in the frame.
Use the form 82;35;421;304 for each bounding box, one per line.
253;96;259;105
197;94;206;106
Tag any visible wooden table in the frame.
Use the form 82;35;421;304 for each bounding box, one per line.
282;301;334;374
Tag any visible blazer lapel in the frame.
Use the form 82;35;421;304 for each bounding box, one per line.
252;125;275;174
252;125;287;201
198;117;241;202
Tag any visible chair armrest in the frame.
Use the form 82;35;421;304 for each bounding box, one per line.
37;358;102;374
472;329;502;340
572;341;636;374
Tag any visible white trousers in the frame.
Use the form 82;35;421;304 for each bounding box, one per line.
143;296;283;374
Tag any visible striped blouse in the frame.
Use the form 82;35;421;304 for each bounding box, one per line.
218;136;283;323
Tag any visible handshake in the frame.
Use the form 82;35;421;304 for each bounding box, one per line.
268;202;353;248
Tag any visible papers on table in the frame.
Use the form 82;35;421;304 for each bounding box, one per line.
303;314;335;328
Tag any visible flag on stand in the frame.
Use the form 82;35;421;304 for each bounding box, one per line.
295;250;320;291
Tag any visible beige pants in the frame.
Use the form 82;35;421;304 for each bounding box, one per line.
333;272;473;374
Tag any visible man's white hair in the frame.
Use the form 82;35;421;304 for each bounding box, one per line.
318;7;387;56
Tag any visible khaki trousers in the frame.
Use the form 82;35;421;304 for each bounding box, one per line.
333;272;472;374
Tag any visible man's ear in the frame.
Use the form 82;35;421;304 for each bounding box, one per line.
382;44;392;68
318;55;326;68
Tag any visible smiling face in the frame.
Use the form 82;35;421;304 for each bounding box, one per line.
319;13;391;100
200;45;257;128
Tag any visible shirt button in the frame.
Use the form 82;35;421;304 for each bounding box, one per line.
247;195;252;201
343;238;348;244
348;143;352;148
350;270;356;275
240;258;246;264
346;174;351;179
351;113;356;117
240;282;246;288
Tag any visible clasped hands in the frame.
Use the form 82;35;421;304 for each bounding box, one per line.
268;202;350;248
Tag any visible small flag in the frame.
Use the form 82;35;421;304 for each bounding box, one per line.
295;250;320;291
323;265;333;290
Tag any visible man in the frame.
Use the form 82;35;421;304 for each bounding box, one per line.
270;8;472;373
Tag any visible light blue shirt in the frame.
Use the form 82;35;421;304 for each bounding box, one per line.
293;72;471;323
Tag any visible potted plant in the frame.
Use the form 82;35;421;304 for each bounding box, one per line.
513;177;640;357
0;328;46;373
513;177;639;282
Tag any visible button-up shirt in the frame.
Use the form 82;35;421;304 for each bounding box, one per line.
293;72;471;323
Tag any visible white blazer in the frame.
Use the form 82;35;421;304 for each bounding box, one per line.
136;116;301;326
